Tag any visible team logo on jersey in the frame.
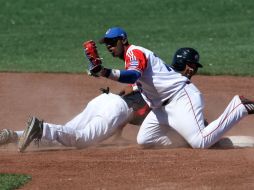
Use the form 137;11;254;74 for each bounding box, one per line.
127;50;139;68
127;50;135;60
130;59;139;67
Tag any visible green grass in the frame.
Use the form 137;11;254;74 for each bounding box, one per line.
0;173;31;190
0;0;254;75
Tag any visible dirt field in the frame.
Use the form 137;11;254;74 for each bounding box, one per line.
0;73;254;190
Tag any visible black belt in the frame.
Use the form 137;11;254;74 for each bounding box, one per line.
162;98;170;106
162;81;191;106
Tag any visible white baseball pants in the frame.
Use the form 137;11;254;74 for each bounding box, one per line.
41;93;132;148
137;83;248;148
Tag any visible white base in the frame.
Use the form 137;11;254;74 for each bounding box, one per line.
213;136;254;148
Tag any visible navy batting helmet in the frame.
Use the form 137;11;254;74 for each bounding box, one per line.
171;48;202;71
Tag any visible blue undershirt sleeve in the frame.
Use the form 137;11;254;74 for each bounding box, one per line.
118;70;141;84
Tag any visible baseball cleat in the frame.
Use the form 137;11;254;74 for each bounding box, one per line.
18;116;43;152
0;129;18;145
240;96;254;114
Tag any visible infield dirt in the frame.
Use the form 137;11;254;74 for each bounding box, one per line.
0;73;254;190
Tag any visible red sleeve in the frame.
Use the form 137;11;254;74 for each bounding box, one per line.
125;49;147;73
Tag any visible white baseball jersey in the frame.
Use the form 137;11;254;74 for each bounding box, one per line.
125;45;189;108
41;93;133;148
123;45;249;148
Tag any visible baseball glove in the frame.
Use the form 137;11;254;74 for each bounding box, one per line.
83;40;102;76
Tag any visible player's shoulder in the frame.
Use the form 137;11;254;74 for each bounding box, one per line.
127;44;146;51
126;45;152;57
126;44;139;54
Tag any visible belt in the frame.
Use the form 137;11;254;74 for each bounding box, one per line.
162;98;170;106
162;81;191;106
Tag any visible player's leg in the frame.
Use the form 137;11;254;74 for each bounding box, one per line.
137;110;189;148
18;99;96;150
167;83;248;148
0;129;56;146
41;107;112;147
0;129;19;145
42;116;118;148
43;93;130;148
195;95;248;148
137;109;171;147
18;113;115;149
41;106;89;144
164;85;206;148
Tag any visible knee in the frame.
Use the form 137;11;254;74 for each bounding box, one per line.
137;133;147;146
137;133;173;148
189;139;209;149
137;132;156;148
190;144;205;149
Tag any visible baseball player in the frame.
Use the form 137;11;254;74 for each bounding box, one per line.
17;89;150;152
1;46;254;149
80;27;254;148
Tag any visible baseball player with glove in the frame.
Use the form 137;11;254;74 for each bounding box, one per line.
80;27;254;148
1;46;254;149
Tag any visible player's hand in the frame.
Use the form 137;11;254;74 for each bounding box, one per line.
83;40;102;77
